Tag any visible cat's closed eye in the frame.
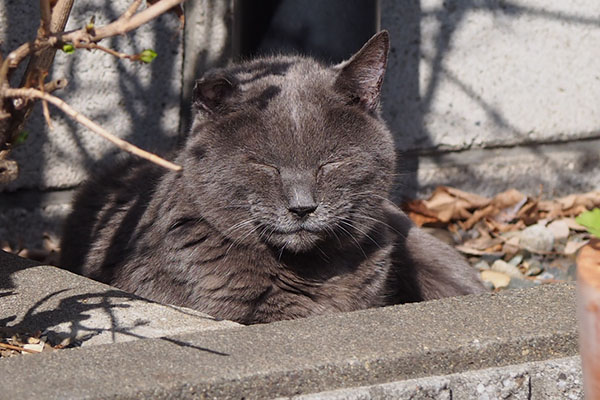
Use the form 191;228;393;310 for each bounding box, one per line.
250;161;279;175
318;161;344;177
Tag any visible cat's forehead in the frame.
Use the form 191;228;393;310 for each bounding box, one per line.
232;56;335;98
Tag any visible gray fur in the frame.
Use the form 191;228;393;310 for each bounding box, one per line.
60;32;485;324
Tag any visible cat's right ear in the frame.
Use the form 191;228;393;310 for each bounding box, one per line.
334;31;389;112
192;73;239;114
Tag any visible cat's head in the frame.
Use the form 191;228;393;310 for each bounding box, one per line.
182;31;395;253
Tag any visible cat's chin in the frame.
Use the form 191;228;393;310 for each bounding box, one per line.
267;230;324;253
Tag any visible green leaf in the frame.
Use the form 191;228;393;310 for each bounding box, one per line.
139;49;157;64
14;130;29;145
61;43;75;54
576;208;600;238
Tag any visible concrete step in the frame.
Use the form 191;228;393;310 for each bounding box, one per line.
0;250;579;399
0;251;239;347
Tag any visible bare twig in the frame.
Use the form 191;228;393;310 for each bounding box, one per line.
43;78;68;93
0;0;185;85
75;42;138;61
38;74;53;129
3;88;182;171
0;342;38;354
39;0;52;37
122;0;145;21
94;0;185;39
0;0;74;147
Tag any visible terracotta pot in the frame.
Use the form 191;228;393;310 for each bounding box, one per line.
577;238;600;399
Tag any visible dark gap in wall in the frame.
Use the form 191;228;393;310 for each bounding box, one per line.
233;0;379;63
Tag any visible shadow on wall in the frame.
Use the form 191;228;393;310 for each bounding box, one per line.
2;1;182;190
383;0;600;199
0;2;183;247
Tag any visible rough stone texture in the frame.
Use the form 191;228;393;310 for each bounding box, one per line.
381;0;600;152
0;1;183;192
0;273;578;399
288;357;582;400
0;251;239;346
395;137;600;199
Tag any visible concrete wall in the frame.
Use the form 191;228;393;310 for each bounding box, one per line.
1;0;599;246
0;1;186;247
381;0;600;198
1;1;183;191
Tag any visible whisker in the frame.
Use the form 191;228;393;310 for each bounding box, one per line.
335;217;381;249
352;213;405;238
332;220;367;259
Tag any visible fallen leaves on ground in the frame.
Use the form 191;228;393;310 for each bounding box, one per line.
403;187;600;291
0;329;72;358
1;233;60;265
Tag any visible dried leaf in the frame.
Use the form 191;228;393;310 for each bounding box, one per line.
564;240;589;256
502;235;521;256
547;220;570;241
458;235;503;252
493;189;528;223
423;186;489;223
462;205;495;230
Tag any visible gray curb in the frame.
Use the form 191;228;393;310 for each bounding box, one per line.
1;251;579;399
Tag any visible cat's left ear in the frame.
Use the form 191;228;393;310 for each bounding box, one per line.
334;30;389;112
192;72;239;114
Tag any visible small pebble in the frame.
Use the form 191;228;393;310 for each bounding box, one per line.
508;254;523;267
547;220;570;242
480;253;503;264
491;259;523;278
474;260;490;270
519;224;554;253
536;271;555;281
482;280;495;291
507;277;540;289
481;270;510;289
523;258;543;276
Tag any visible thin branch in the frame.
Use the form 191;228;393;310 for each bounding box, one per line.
42;99;53;129
75;42;138;61
0;0;185;84
43;78;68;93
122;0;145;21
39;74;53;129
91;0;186;40
0;342;38;354
39;0;52;37
3;88;182;171
0;0;74;147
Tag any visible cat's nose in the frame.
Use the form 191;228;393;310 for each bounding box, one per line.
288;204;317;218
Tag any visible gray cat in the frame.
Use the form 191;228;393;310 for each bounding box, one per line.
60;31;485;324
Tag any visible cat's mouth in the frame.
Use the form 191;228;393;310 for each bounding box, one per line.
271;227;321;235
265;225;326;253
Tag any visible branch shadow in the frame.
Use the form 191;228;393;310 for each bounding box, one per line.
383;0;600;199
1;283;229;356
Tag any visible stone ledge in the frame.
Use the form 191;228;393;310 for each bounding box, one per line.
0;251;239;347
288;356;582;399
0;250;578;400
